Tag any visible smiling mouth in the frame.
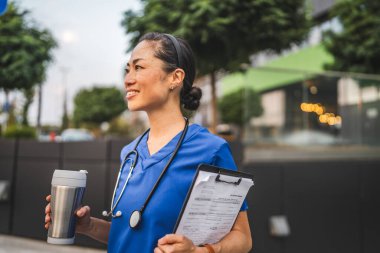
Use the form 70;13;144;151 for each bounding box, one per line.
126;90;139;99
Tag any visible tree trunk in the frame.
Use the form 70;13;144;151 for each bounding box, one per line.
22;88;35;126
36;83;43;133
210;71;217;133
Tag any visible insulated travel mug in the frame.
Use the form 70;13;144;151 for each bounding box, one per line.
47;169;87;244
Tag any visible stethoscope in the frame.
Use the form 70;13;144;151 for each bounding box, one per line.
102;118;189;229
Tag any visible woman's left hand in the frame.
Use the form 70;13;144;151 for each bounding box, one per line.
154;234;204;253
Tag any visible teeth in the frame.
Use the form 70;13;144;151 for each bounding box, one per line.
127;91;139;96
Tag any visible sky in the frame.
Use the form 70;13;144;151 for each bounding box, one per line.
13;0;141;125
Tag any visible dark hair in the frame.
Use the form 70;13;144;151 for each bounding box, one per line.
138;32;202;111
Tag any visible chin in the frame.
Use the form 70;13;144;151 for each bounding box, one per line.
127;105;138;111
127;103;144;112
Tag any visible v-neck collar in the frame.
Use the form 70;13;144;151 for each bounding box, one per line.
137;124;200;170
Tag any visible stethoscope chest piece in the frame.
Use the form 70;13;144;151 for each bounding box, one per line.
130;210;142;228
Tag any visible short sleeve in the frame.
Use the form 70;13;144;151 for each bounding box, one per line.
211;141;249;211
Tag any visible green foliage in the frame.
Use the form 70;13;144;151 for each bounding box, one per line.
73;86;126;125
122;0;311;75
4;125;36;139
0;2;57;125
0;3;57;91
218;88;263;127
107;117;132;138
323;0;380;75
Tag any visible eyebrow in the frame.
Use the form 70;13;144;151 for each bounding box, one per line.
126;58;144;67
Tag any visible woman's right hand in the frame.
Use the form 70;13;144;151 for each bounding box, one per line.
44;195;93;235
44;195;52;230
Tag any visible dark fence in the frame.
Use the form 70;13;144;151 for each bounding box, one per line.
0;139;131;249
242;159;380;253
0;139;379;253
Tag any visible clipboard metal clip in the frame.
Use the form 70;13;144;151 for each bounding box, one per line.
215;172;242;185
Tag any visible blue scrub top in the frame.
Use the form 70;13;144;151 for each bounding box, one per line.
108;124;248;253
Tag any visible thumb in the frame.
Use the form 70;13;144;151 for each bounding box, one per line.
76;206;90;217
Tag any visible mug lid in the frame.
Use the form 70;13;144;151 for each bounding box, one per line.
53;169;87;180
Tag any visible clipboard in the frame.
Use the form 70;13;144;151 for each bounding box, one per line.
173;163;254;246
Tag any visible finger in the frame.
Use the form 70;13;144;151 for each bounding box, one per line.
45;204;51;214
45;222;50;230
158;234;185;245
76;206;90;217
154;247;164;253
46;195;51;202
158;244;176;253
45;214;51;223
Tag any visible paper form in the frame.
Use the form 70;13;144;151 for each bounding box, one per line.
175;170;254;246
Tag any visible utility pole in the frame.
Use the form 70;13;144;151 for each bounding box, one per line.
36;83;43;134
60;67;69;131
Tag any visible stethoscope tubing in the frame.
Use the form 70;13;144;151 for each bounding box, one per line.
104;118;189;224
139;119;189;214
105;132;149;218
109;156;134;216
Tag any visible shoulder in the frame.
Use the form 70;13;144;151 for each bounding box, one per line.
186;124;228;150
185;124;237;170
185;124;233;162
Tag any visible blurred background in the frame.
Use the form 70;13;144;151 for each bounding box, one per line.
0;0;379;252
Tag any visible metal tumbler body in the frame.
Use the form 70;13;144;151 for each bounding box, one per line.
47;170;87;245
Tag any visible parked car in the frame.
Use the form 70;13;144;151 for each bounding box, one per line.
59;128;95;142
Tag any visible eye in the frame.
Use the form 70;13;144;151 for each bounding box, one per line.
135;65;143;70
124;68;130;74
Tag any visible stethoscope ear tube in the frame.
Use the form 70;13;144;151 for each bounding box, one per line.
102;210;122;218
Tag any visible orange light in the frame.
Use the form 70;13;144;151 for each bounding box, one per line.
328;117;336;125
300;103;308;112
316;107;324;115
319;114;328;123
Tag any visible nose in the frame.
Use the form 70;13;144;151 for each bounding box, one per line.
124;71;136;87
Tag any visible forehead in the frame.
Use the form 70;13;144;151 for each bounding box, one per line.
129;40;158;63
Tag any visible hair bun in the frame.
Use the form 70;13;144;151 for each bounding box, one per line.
182;86;202;111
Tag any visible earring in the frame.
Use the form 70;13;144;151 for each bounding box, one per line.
170;85;175;91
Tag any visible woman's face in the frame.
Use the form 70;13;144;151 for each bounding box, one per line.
124;40;174;112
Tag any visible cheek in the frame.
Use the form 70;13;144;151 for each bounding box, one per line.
146;86;169;102
141;72;169;94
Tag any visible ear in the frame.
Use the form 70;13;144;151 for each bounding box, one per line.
171;68;185;87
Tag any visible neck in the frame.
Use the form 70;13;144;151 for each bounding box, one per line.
147;108;186;140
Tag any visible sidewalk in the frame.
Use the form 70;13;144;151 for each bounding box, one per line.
0;235;106;253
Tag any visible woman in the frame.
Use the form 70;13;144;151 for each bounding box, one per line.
45;32;252;253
